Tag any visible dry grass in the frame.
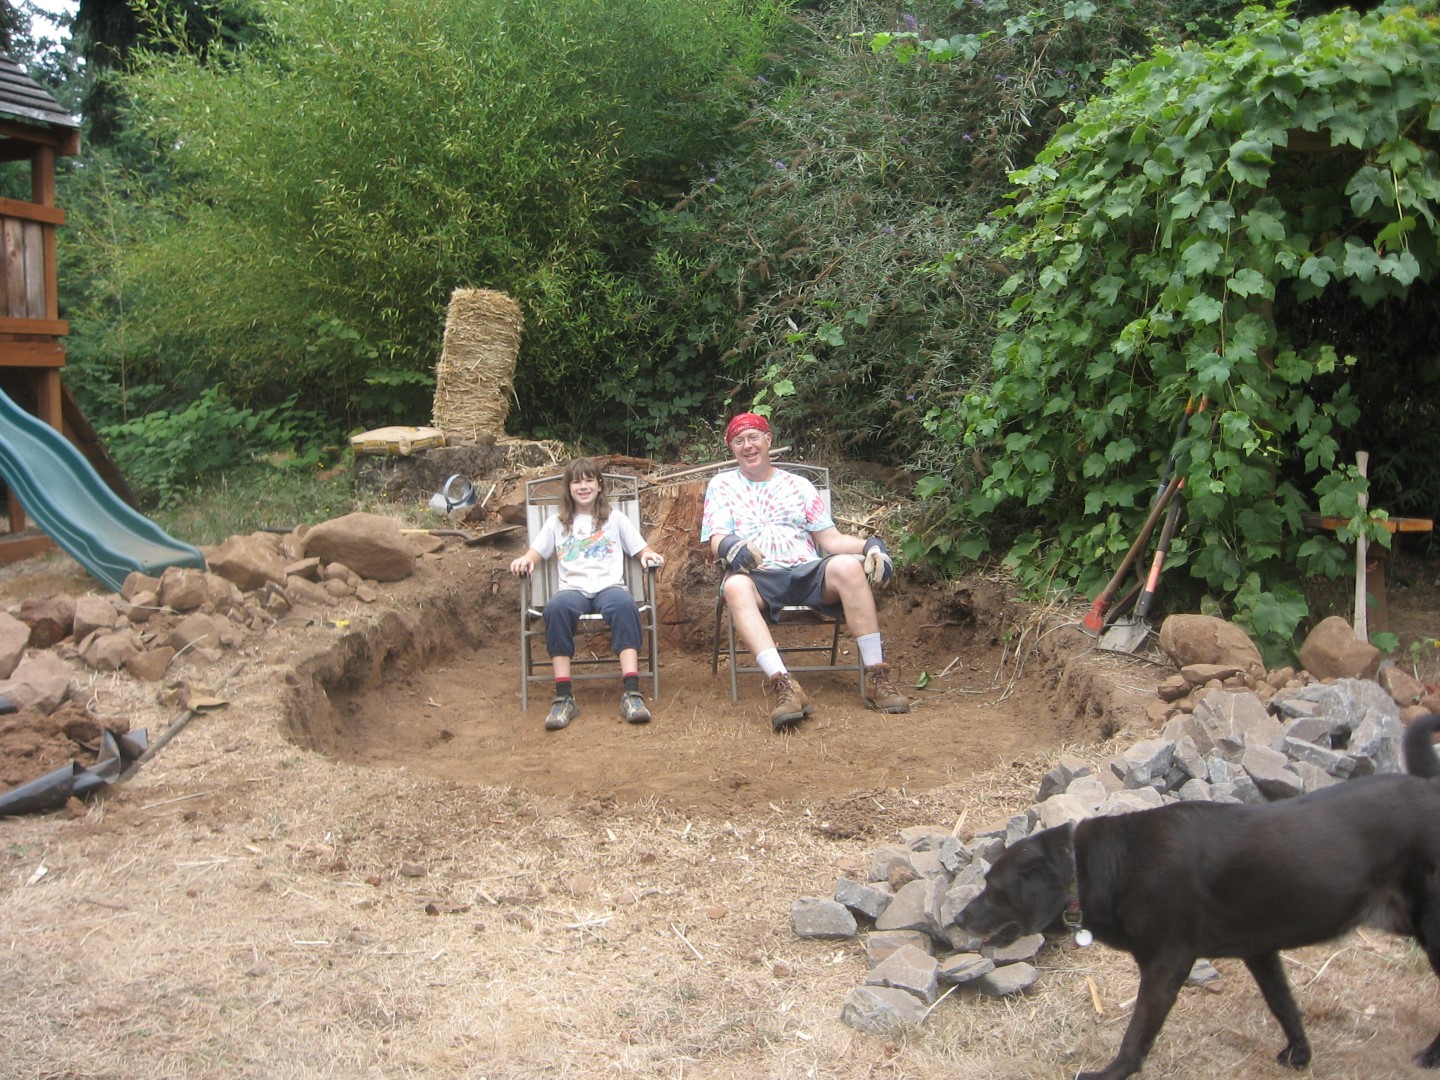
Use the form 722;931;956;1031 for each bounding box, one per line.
6;679;1437;1080
4;552;1440;1079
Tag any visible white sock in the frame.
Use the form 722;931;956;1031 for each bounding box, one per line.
857;633;883;668
756;648;785;678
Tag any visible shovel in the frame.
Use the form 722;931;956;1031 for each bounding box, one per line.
1080;472;1183;635
1100;479;1185;652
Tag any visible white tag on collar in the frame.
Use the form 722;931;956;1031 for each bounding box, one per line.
1074;928;1093;947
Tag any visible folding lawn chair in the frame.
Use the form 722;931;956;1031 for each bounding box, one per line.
518;472;660;709
708;462;865;703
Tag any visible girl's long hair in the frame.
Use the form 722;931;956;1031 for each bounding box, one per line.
558;457;611;532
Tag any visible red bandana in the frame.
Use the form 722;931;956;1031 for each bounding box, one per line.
725;413;770;443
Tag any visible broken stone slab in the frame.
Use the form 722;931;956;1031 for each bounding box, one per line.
0;610;29;678
1037;754;1094;802
204;534;288;591
1281;735;1357;778
973;961;1039;996
1240;744;1305;800
78;628;141;672
1121;738;1175;787
939;880;982;932
1036;792;1096;829
72;595;119;643
126;646;175;683
839;984;930;1033
20;595;75;648
158;567;211;613
120;570;161;600
1176;778;1213;801
835;877;894;921
1099;788;1168;815
862;929;933;965
981;932;1044;965
874;876;947;939
1193;691;1285;755
937;952;995;984
864;944;940;1004
790;897;857;940
1342;678;1403;774
1378;662;1426;708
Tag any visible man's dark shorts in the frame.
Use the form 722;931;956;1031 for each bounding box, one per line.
731;556;844;622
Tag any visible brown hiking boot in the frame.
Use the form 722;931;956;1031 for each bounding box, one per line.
864;663;910;713
766;672;813;732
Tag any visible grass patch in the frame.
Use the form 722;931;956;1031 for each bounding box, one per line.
148;463;360;546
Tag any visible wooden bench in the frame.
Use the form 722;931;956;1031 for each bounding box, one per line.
1300;512;1433;633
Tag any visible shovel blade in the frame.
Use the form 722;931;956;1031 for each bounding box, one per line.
1099;615;1151;653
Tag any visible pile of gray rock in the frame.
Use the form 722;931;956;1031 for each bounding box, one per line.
791;613;1436;1036
0;512;436;711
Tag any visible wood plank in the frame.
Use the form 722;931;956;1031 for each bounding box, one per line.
0;533;55;562
22;219;43;318
1300;511;1433;534
0;198;63;225
0;316;67;336
0;339;64;365
2;217;22;319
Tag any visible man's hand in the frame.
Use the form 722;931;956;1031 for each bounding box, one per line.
862;537;893;587
717;534;757;572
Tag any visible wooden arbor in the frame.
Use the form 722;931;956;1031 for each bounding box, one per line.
0;58;85;561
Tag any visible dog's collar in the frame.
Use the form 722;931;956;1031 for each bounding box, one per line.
1062;822;1093;947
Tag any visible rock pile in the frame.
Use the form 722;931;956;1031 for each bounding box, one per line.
0;512;435;712
796;613;1436;1036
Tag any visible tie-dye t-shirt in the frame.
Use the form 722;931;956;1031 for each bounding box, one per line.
532;511;647;597
700;468;832;569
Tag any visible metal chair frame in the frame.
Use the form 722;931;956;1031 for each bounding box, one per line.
708;463;865;703
519;472;659;709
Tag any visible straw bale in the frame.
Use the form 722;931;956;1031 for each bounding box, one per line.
432;288;523;441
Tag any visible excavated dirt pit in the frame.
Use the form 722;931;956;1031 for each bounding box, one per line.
280;536;1152;819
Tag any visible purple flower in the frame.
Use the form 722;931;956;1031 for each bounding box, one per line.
899;136;910;144
772;160;787;170
882;225;894;234
963;132;974;142
902;13;918;30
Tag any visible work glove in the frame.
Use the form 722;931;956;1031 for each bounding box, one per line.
862;536;893;587
717;534;757;572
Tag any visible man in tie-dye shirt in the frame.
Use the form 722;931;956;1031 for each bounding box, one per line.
702;413;909;732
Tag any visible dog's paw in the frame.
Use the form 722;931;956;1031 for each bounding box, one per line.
1276;1040;1312;1070
1415;1042;1440;1069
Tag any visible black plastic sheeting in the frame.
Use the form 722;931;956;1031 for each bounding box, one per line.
0;727;149;816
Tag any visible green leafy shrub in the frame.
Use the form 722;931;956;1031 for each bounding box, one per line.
96;0;786;436
101;387;326;508
644;0;1193;468
925;1;1440;649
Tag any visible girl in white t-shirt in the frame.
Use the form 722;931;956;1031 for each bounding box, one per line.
510;458;663;730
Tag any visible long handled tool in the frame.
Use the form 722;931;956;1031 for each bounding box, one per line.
1100;479;1186;652
1080;471;1184;635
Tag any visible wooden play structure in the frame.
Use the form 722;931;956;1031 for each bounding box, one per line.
0;57;132;564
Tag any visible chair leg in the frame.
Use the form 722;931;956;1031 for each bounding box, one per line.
725;611;741;703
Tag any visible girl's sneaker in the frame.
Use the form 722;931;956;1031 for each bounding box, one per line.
619;691;652;724
545;696;580;730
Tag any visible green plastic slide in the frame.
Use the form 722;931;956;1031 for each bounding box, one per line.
0;387;205;591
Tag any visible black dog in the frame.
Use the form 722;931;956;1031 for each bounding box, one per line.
959;713;1440;1080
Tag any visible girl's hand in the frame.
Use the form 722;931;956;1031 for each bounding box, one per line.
640;552;664;569
509;556;532;576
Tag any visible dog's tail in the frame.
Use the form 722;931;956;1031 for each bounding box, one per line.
1403;714;1440;779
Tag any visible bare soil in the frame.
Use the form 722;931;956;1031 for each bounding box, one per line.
2;524;1438;1080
